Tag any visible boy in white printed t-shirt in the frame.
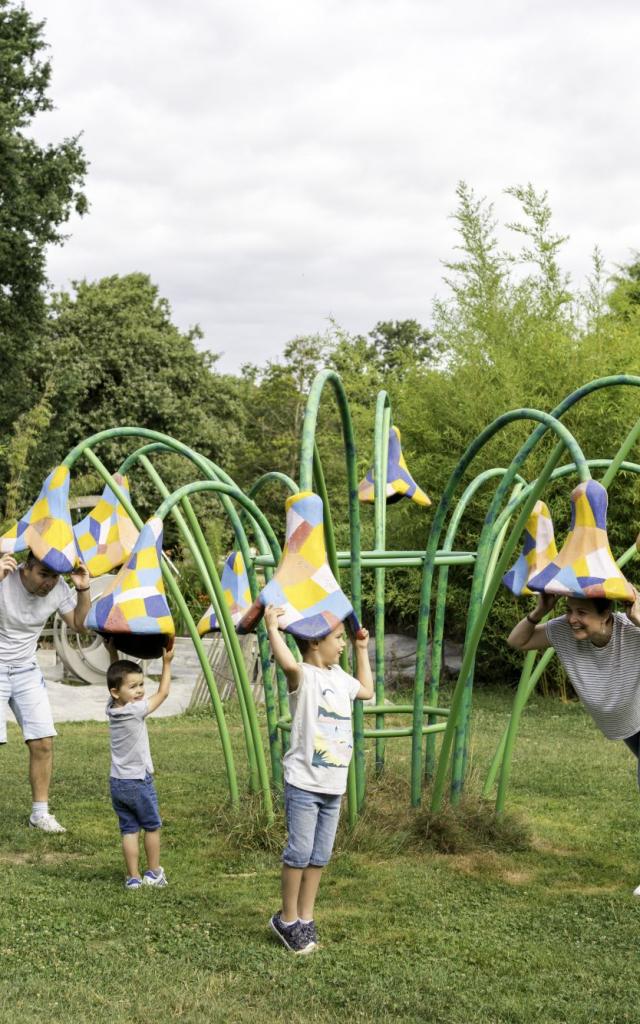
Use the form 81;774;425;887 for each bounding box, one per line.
264;604;373;954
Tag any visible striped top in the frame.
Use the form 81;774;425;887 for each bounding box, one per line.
545;613;640;740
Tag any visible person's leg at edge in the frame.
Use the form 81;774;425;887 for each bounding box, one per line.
122;832;141;879
144;829;161;873
27;736;53;801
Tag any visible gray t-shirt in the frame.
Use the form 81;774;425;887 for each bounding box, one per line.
0;570;76;665
545;612;640;739
106;697;154;779
283;663;361;795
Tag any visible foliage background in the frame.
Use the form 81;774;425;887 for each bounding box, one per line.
3;1;640;692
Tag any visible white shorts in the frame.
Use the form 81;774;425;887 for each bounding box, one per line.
0;662;57;744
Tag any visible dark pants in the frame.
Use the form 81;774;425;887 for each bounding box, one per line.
623;731;640;788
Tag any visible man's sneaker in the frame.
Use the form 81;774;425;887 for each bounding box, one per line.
269;911;317;954
142;867;168;887
125;877;142;890
29;813;66;834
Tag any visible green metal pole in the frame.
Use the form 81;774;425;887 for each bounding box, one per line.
373;392;391;774
299;370;363;824
425;469;526;780
136;455;261;793
412;407;588;808
79;448;244;806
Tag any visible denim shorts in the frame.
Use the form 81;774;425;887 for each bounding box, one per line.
109;773;162;834
282;782;342;868
0;662;56;744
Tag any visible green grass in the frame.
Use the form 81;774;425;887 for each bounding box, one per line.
2;690;640;1023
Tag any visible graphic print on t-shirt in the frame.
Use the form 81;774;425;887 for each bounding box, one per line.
312;687;353;769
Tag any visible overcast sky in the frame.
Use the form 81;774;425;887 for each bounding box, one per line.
26;0;640;373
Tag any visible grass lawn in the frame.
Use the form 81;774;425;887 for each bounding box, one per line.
2;687;640;1024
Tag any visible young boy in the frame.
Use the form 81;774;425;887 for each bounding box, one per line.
264;604;374;954
105;640;174;889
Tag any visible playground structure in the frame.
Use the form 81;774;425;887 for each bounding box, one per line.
3;371;640;826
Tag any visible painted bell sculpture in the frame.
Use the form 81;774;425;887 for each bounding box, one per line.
85;516;175;659
527;480;634;601
0;465;78;573
358;426;431;507
73;473;139;578
237;490;361;640
502;500;558;596
197;550;252;636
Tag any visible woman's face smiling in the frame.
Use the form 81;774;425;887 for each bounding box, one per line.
565;598;610;643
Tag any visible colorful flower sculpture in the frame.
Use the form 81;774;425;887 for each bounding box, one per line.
358;426;431;507
527;480;634;601
73;474;139;577
0;465;78;573
197;550;252;636
502;500;558;596
85;516;175;658
237;491;361;640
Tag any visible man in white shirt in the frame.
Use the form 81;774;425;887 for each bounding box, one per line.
0;551;91;833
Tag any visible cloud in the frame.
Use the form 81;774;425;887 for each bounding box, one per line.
26;0;640;370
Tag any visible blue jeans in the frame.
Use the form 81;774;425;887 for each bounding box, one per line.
282;782;342;868
110;773;162;834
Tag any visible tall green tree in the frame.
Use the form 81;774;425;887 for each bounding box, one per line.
0;0;87;487
15;273;244;526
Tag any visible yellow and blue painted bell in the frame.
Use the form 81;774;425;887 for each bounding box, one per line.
358;426;430;507
0;465;78;573
86;515;175;658
197;550;252;636
527;480;634;601
237;491;360;640
502;501;558;596
73;473;139;578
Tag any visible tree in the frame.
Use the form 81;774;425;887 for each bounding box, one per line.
607;256;640;318
11;274;245;527
367;319;442;374
0;0;87;484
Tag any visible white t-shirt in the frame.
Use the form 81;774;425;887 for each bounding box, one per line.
283;663;361;795
0;570;76;665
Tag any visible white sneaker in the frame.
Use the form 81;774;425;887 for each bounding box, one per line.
29;813;67;834
142;866;167;887
633;884;640;897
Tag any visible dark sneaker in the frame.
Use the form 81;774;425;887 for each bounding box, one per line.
299;920;318;947
269;912;316;954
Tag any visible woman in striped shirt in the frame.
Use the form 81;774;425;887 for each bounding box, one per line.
508;591;640;890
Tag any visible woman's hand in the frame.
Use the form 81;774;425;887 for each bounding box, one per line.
529;592;557;622
624;587;640;628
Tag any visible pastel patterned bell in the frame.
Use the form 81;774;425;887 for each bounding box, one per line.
73;473;139;577
527;480;634;601
86;516;175;657
237;491;361;640
197;550;252;636
358;426;431;507
502;501;558;596
0;465;78;573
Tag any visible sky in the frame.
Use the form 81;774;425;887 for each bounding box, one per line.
25;0;640;373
